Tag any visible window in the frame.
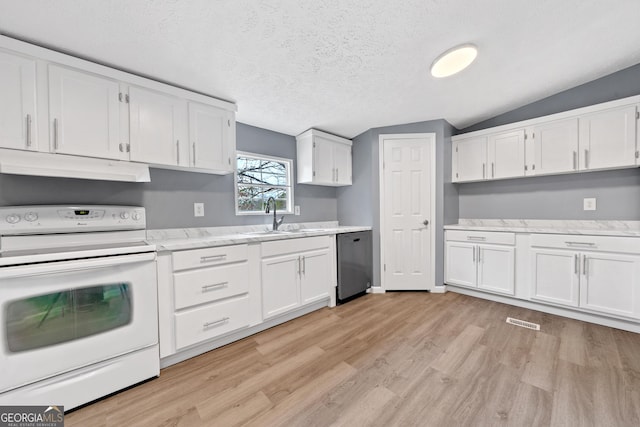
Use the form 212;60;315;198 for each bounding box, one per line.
235;152;294;215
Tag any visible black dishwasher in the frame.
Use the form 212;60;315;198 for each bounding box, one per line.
336;230;373;304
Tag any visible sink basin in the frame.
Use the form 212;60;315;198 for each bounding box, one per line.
241;230;294;236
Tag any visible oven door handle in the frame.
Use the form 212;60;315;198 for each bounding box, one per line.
0;252;156;279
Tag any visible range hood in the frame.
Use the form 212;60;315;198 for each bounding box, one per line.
0;149;151;182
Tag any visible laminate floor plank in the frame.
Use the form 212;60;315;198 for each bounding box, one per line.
65;292;640;427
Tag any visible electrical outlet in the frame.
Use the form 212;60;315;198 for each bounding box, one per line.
583;198;596;211
194;202;205;217
294;205;300;216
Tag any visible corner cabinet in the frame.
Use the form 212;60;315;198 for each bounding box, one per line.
452;97;640;183
261;236;332;319
445;230;516;296
188;102;236;173
297;129;352;186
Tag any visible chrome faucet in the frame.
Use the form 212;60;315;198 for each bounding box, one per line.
265;197;284;231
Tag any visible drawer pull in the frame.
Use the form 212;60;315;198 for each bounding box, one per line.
200;254;227;263
565;241;595;247
203;317;229;329
202;281;228;291
467;236;486;241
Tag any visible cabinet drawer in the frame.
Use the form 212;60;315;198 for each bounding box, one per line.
172;244;248;271
174;295;250;350
446;230;515;245
261;236;331;258
530;234;640;254
173;262;249;309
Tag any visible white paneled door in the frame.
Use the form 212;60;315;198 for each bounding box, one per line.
381;134;435;290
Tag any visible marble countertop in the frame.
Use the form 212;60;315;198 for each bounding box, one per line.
146;221;372;251
445;219;640;237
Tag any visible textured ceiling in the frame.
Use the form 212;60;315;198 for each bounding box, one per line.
1;1;640;138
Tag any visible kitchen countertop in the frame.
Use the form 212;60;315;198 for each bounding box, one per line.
445;219;640;237
146;221;372;251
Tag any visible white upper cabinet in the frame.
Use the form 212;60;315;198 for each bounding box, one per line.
188;102;235;173
453;136;486;182
579;105;638;170
129;86;188;167
487;129;525;179
452;97;640;182
297;129;352;186
48;65;123;160
0;51;37;151
532;118;579;176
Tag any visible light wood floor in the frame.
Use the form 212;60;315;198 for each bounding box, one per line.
66;292;640;426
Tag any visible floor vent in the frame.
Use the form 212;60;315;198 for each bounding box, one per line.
506;317;540;331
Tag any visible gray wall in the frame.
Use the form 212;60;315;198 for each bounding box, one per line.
0;123;338;229
337;119;458;289
456;62;640;221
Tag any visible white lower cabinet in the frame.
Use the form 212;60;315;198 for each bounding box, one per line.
530;235;640;320
445;231;515;296
261;236;332;320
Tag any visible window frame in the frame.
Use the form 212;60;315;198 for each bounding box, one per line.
234;151;295;216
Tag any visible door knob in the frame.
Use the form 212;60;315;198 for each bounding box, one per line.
423;220;429;226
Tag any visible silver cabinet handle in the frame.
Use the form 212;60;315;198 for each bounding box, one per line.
491;162;495;178
176;140;180;164
297;256;302;275
478;247;481;263
565;241;595;247
203;317;229;329
200;254;226;263
573;151;577;170
482;163;486;179
26;114;32;147
585;149;589;169
192;142;196;165
202;281;228;291
467;236;486;241
53;118;59;150
119;143;124;153
336;168;339;182
583;255;588;276
302;256;306;274
574;254;578;274
472;245;476;263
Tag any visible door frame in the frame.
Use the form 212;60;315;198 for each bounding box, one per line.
378;133;437;291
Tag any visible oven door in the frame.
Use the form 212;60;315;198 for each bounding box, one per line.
0;252;157;393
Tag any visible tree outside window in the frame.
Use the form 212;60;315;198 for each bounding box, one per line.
235;152;293;214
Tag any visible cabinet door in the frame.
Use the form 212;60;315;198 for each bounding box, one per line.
48;65;122;159
454;137;487;182
333;142;352;185
312;135;335;184
580;252;640;319
189;102;234;172
445;242;477;288
300;249;331;304
129;86;187;166
530;249;579;307
579;105;637;170
0;51;37;150
477;244;515;295
487;130;525;179
532;118;578;175
261;255;300;319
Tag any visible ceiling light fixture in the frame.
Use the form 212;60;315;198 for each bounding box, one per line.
430;44;478;78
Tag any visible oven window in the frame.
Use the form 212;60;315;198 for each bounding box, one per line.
5;283;132;352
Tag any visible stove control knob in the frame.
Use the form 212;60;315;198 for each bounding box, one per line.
6;214;21;224
132;212;142;221
24;212;38;222
120;212;130;220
